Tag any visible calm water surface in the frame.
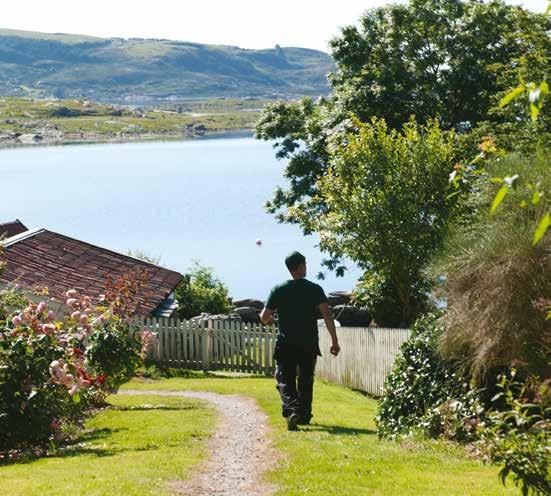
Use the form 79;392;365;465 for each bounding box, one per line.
0;137;360;299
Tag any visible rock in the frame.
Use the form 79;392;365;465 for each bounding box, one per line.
18;133;42;144
233;307;261;323
331;305;371;327
327;291;352;306
232;298;264;310
189;312;243;323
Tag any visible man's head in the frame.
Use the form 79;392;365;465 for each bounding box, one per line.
285;251;306;279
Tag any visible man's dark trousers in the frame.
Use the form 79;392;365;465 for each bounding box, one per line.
275;344;317;422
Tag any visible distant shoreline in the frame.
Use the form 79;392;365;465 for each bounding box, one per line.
0;128;254;151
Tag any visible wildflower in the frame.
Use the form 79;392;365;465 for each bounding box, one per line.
65;290;78;298
12;315;22;327
70;310;81;320
36;301;46;314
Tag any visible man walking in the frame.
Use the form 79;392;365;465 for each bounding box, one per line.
260;251;340;431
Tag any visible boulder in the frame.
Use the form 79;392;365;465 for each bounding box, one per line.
331;305;371;327
232;298;264;310
327;291;352;306
189;312;242;323
233;306;261;323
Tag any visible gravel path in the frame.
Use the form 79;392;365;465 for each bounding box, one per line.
120;389;278;496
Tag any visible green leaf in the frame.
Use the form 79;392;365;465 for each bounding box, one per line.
530;102;539;122
72;392;81;404
541;80;549;95
532;191;542;205
499;85;525;108
490;186;509;214
519;200;528;208
489;177;503;184
533;213;550;245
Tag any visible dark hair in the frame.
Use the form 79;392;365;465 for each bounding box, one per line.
285;251;306;272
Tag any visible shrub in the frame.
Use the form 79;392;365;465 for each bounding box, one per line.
376;313;483;441
433;153;551;382
176;261;231;319
479;370;551;496
0;287;149;455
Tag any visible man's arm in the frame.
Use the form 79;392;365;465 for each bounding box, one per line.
260;307;275;325
319;302;340;356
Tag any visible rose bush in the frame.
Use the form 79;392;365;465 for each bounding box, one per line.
0;287;153;456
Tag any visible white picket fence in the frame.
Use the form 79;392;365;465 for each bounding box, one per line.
136;317;410;396
317;325;411;396
135;317;278;375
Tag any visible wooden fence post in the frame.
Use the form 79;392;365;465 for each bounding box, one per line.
201;320;212;371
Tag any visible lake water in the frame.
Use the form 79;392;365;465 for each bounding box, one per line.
0;137;360;299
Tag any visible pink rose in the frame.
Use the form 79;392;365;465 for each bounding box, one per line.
11;315;22;327
36;301;46;314
42;323;56;334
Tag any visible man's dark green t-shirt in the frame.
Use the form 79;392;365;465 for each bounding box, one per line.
265;278;327;353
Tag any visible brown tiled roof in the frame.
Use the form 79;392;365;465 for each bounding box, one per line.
0;220;28;239
1;229;183;316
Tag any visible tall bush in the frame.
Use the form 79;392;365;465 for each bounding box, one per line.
433;153;551;382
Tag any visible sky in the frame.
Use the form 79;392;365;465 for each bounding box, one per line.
1;0;549;52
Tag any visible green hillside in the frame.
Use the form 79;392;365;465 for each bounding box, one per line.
0;29;333;101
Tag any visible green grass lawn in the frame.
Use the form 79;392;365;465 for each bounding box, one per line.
0;394;214;496
122;376;519;496
0;376;520;495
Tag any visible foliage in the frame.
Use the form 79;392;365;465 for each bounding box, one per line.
175;261;231;319
479;370;551;496
434;153;551;381
85;320;142;393
0;284;150;454
255;0;549;235
376;313;483;441
305;118;458;326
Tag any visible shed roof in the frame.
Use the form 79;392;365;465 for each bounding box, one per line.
1;228;183;316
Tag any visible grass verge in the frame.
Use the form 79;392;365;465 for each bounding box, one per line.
0;394;214;496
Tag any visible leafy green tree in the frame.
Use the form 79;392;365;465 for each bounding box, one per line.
255;0;549;233
300;118;458;326
175;261;231;319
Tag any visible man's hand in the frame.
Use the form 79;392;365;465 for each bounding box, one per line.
319;302;340;356
259;307;275;325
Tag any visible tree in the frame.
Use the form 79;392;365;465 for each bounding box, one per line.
302;118;458;326
175;261;231;319
255;0;549;235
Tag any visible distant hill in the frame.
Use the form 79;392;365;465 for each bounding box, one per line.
0;29;334;102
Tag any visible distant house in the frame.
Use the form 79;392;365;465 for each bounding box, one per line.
0;222;183;317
